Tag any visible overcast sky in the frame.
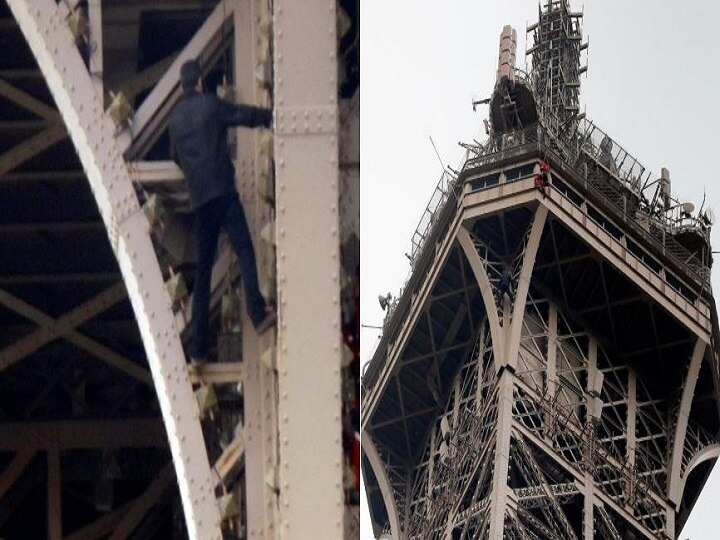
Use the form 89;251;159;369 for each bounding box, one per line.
360;1;720;538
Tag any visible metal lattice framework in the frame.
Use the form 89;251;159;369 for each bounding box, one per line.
527;0;587;125
362;4;718;538
0;0;357;538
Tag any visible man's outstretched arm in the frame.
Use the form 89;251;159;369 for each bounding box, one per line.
216;97;272;128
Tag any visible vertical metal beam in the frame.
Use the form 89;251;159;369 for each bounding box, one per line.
274;0;343;538
506;206;548;369
626;371;637;470
488;372;513;538
88;0;102;99
457;227;503;359
668;337;707;504
47;449;61;540
361;433;403;539
427;427;435;502
583;476;594;539
233;0;278;537
547;303;558;397
665;501;675;538
7;3;222;537
586;336;599;416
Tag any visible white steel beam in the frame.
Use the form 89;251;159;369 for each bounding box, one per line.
457;227;504;359
88;0;102;98
668;337;706;505
212;433;245;487
488;372;514;538
233;0;278;536
274;0;344;536
461;179;712;342
6;3;221;537
676;442;720;505
506;206;548;370
119;53;176;102
126;160;184;186
361;433;403;539
188;362;243;385
583;476;594;539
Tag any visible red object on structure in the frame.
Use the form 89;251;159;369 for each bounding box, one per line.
353;431;360;490
535;162;550;197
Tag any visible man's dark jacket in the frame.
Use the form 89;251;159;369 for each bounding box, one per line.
169;91;271;209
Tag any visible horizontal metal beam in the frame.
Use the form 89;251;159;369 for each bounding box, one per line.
0;221;103;234
0;69;43;81
0;283;127;372
0;418;166;450
187;362;243;385
104;0;217;10
0;170;85;183
0;120;46;132
463;180;711;341
120;54;177;102
126;160;184;185
0;286;152;384
0;77;59;121
0;123;67;176
64;497;136;540
0;272;121;285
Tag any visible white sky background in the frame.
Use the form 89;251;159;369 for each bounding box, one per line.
360;1;720;538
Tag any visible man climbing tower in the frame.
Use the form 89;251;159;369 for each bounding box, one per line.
169;59;276;366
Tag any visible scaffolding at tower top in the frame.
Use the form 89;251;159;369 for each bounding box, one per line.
527;0;588;126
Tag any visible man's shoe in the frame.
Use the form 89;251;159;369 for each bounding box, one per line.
256;307;277;334
190;357;208;368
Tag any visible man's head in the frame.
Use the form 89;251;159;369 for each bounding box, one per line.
180;59;203;93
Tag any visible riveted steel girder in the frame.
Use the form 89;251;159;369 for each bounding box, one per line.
6;2;222;538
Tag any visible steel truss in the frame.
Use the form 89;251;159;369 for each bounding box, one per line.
364;183;717;538
3;1;354;538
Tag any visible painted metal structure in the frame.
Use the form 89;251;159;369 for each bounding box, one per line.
362;1;719;538
0;0;357;538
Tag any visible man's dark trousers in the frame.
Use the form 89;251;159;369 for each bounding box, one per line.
190;192;266;359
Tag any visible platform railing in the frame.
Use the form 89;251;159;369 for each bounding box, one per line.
364;120;711;393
